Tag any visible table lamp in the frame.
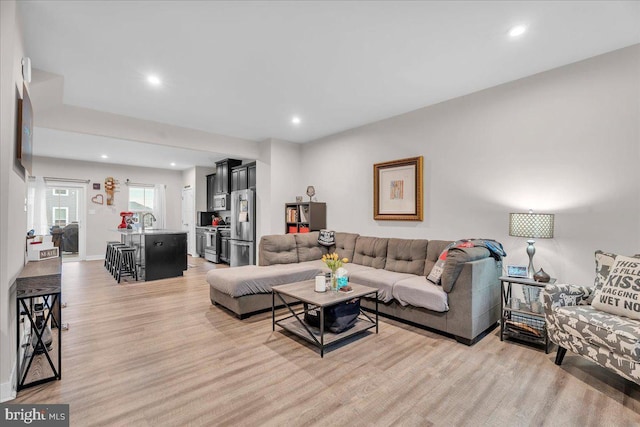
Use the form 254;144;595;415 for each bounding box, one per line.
509;210;554;278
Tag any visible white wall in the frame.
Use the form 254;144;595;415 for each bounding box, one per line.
194;166;215;212
32;156;184;259
300;45;640;286
266;139;302;235
0;0;26;402
255;140;272;256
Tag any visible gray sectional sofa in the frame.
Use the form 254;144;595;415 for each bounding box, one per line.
207;231;502;344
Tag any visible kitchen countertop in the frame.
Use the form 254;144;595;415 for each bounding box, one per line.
115;229;187;235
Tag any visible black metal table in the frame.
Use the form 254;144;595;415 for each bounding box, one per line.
16;257;62;391
500;275;556;353
272;281;378;357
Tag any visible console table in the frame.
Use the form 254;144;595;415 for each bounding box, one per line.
15;257;62;391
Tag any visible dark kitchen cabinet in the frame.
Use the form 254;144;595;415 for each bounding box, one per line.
248;163;256;190
206;174;216;212
196;228;205;257
215;159;241;195
231;162;256;192
231;168;239;192
231;166;248;192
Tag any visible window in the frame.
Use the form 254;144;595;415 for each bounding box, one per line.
128;185;158;228
128;186;154;211
52;188;68;196
52;207;68;226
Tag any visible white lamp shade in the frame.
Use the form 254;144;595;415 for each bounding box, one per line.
509;213;554;239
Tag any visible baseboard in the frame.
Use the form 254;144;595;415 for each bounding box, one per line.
85;254;104;261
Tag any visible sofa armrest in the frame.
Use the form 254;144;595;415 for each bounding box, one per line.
445;257;501;341
543;283;592;315
441;247;491;292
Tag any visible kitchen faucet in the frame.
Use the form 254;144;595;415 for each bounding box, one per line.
141;212;157;231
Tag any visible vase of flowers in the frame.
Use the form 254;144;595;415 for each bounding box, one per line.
322;252;349;291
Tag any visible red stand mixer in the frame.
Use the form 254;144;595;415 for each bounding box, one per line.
118;211;134;229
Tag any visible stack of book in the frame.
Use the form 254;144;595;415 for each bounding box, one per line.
286;207;297;223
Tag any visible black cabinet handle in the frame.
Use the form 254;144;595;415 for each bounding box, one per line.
154;241;164;246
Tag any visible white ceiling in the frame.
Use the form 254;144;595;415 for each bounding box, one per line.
18;1;640;168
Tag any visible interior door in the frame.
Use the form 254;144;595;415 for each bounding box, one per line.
182;187;195;256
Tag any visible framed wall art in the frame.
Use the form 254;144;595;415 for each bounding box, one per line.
373;156;423;221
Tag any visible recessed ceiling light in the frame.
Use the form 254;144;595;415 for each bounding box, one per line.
101;154;108;159
509;25;527;38
170;162;176;167
291;116;301;125
147;75;161;86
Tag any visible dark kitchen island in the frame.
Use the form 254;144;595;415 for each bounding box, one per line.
118;230;187;281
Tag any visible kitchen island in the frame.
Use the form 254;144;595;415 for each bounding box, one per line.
118;229;187;281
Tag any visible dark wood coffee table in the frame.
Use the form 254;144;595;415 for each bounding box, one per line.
272;280;378;357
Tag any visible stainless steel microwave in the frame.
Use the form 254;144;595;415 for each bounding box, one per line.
213;194;230;210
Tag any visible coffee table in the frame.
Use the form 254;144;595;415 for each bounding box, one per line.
272;281;378;357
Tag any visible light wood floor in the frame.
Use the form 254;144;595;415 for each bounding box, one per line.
12;257;640;426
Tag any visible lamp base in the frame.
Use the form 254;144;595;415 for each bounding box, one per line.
526;239;536;278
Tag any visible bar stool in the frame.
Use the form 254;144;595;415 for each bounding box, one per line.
115;247;138;283
107;243;127;277
105;242;125;276
104;241;121;271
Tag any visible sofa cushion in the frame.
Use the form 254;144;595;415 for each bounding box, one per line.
592;255;640;321
441;247;491;293
425;240;453;276
206;264;321;297
349;269;415;303
384;238;428;275
301;256;375;276
339;263;376;276
333;232;359;262
259;234;298;266
352;236;388;269
549;304;640;362
392;276;449;312
588;250;640;304
295;231;329;262
297;259;331;274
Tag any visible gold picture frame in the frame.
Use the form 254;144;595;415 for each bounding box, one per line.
373;156;423;221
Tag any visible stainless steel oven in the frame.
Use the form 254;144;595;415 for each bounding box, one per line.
204;229;219;263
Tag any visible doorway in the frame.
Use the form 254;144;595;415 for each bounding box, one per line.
46;184;86;261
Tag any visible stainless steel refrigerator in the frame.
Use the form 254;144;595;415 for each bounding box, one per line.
230;189;255;267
